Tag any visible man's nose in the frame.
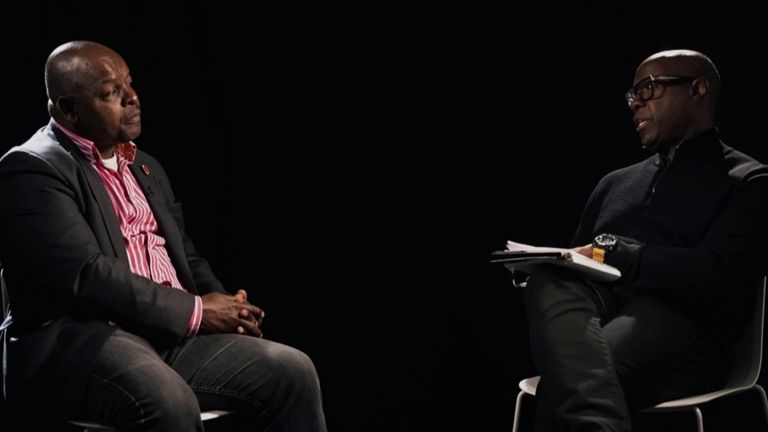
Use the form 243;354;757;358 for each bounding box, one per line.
123;87;139;106
627;97;644;112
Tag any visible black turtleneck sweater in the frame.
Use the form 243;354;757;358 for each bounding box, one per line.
572;128;768;345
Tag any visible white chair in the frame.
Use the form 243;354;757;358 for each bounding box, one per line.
0;267;232;431
69;410;232;431
512;278;768;432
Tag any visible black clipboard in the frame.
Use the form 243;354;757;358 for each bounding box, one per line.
490;249;621;282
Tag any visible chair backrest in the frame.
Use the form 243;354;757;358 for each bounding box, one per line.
725;277;766;389
1;267;7;320
1;266;7;401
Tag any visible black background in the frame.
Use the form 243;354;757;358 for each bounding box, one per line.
2;1;768;430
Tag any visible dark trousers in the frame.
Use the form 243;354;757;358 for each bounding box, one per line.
80;329;327;432
524;266;729;432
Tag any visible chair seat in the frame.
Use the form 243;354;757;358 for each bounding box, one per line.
512;279;768;432
69;410;232;430
519;375;756;410
200;410;231;421
515;374;768;432
644;386;755;410
3;269;234;432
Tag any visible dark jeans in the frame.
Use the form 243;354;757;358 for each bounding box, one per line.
524;266;728;432
80;329;327;432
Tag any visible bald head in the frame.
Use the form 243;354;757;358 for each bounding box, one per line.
639;49;721;101
630;49;722;156
43;41;141;149
45;41;123;117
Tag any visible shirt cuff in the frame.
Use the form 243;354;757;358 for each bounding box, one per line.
185;295;203;337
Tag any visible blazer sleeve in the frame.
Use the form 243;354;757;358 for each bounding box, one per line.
0;149;195;340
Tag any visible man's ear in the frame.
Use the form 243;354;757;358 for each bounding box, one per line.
56;96;78;122
690;78;709;98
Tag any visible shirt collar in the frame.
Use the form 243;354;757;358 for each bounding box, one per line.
51;118;137;165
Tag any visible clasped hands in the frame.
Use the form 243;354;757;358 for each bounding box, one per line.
199;289;266;337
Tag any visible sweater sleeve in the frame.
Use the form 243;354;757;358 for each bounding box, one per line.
605;173;768;294
570;176;611;247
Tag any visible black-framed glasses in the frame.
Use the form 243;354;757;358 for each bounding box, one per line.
624;75;697;105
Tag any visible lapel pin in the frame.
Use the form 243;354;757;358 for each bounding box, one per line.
141;164;151;176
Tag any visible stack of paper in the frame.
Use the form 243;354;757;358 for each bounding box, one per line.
490;241;621;282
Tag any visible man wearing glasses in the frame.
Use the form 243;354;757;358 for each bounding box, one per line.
522;50;768;430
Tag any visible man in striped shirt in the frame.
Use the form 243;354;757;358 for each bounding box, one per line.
0;41;326;431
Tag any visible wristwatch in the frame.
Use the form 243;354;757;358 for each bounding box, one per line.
592;233;617;264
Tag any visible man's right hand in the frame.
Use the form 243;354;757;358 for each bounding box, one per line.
199;292;265;337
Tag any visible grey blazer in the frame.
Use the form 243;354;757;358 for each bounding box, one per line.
0;122;225;418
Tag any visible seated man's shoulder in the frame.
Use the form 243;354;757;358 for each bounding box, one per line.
722;146;768;182
598;157;654;186
1;126;74;172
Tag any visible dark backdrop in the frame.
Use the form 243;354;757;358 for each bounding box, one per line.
2;1;768;431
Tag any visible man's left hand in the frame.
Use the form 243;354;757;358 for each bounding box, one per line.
233;289;266;337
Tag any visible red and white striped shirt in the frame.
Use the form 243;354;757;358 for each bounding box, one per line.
54;120;202;336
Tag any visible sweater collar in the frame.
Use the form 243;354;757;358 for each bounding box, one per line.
654;128;721;167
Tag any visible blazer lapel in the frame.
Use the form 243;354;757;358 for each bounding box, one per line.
128;164;198;294
54;131;128;261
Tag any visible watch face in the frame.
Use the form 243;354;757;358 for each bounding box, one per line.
595;233;617;249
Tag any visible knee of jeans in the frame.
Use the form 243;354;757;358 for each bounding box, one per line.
526;266;596;301
133;373;200;424
100;373;200;430
524;267;566;303
265;344;321;396
159;380;199;412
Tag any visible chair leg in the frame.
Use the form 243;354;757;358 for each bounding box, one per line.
755;384;768;429
512;390;527;432
692;406;703;432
